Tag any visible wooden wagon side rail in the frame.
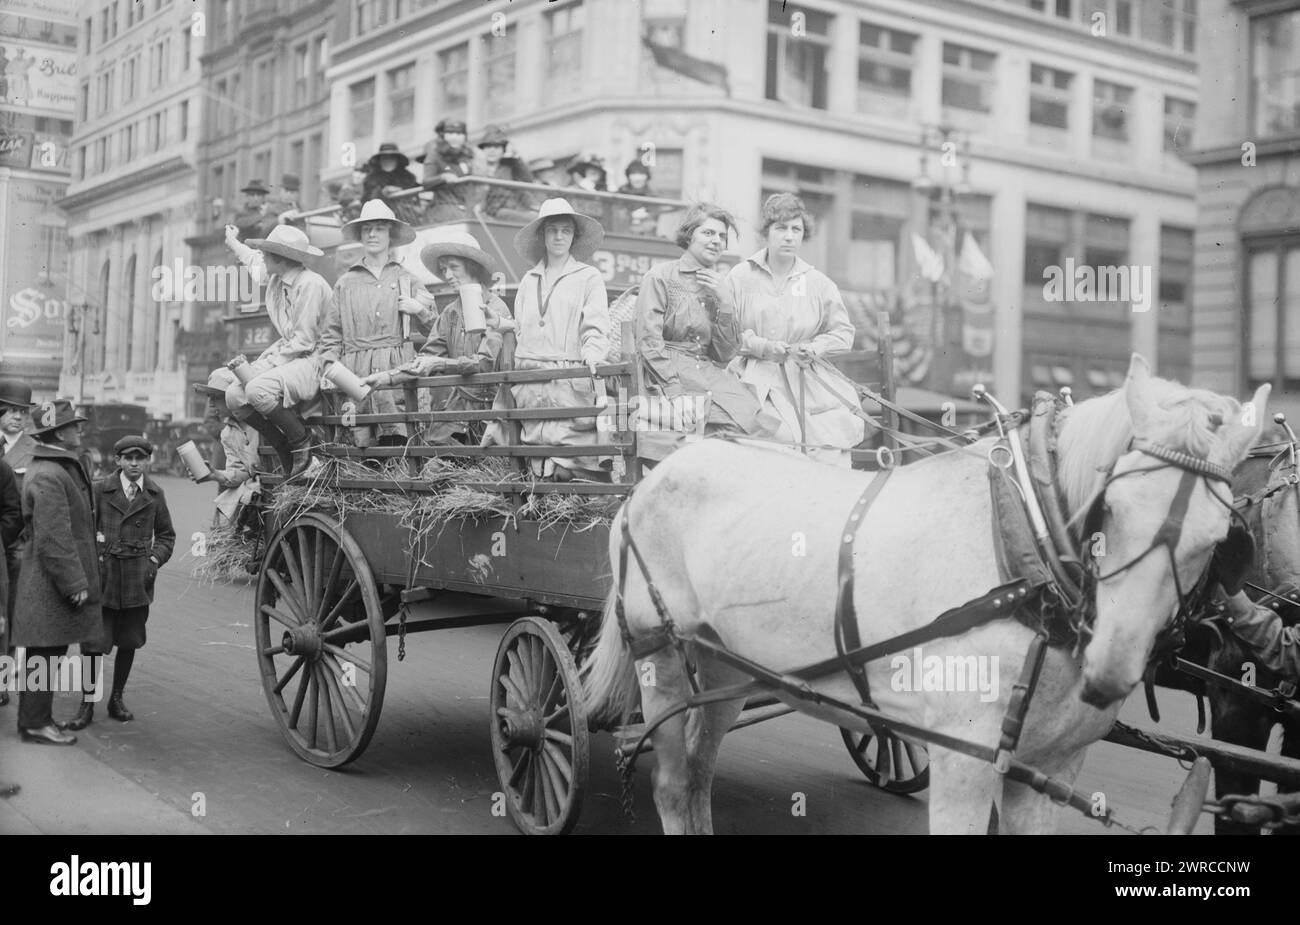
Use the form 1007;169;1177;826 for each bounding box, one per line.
1105;720;1300;788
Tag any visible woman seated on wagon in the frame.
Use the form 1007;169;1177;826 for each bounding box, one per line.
634;203;776;438
482;198;612;482
362;229;510;446
726;192;866;464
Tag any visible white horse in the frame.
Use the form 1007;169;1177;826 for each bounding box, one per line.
584;356;1268;834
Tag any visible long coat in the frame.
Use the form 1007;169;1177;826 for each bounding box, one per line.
4;432;39;490
95;472;176;610
0;458;21;638
12;445;103;648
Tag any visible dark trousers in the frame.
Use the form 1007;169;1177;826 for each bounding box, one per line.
18;645;68;729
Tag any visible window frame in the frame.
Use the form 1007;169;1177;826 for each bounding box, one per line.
941;42;997;114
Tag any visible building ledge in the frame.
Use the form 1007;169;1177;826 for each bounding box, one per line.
59;156;193;214
1185;135;1300;166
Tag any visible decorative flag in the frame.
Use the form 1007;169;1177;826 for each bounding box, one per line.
642;33;731;95
958;232;995;359
912;233;945;283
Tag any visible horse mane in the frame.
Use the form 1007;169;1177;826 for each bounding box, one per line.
1054;377;1243;536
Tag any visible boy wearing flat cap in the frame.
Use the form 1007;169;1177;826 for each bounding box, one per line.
66;435;175;729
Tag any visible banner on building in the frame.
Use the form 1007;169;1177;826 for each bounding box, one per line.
2;178;67;390
0;0;79;20
0;40;76;111
957;232;995;360
0;126;28;167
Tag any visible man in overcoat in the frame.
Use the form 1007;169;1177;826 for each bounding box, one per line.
66;436;175;729
0;455;19;707
0;376;33;685
12;400;101;745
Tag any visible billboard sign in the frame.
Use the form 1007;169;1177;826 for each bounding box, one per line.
2;179;66;390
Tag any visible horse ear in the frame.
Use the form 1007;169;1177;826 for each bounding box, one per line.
1224;383;1271;461
1124;354;1154;431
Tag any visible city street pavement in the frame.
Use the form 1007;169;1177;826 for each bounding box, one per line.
0;474;1225;835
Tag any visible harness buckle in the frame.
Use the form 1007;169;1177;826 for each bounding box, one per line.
993;749;1011;775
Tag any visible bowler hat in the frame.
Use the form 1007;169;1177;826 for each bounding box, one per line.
367;143;410;171
241;179;271;195
30;399;86;435
114;435;154;456
245;224;325;264
419;228;497;280
514;198;605;263
0;378;35;409
341;199;417;246
436;118;468;135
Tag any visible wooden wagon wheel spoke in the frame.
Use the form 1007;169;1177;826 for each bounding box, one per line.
274;655;306;695
489;617;589;835
255;513;387;770
838;727;930;795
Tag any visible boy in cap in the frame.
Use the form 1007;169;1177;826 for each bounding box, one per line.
66;435;175;729
420;118;476;222
476;125;535;220
224;223;332;479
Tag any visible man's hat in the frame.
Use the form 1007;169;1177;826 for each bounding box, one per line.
624;158;651;179
567;153;606;177
279;173;301;192
436;118;468;135
367;142;410;171
478;125;510;149
529;157;557;173
245;224;325;264
0;378;35;409
341;199;417;246
30;399;86;435
241;179;271;195
514;198;605;263
419;228;497;280
113;435;154;456
194;367;236;399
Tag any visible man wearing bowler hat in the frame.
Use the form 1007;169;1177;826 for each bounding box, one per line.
65;435;173;728
0;377;38;485
12;400;100;744
234;179;273;239
224;223;331;478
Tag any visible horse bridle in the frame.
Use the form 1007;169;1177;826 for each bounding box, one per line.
1077;440;1240;654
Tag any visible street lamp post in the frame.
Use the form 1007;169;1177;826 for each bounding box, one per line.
913;124;972;396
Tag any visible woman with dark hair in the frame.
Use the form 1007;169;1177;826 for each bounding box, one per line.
726;192;865;462
634;203;774;438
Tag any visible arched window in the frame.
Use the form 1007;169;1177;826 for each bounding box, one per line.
123;255;137;370
149;246;163;369
97;259;111;374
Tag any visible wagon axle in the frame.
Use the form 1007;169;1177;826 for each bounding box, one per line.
281;623;323;660
498;706;545;750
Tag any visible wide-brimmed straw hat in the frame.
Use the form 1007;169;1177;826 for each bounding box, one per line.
366;142;410;171
513;198;605;263
341;199;416;246
420;229;497;279
246;224;324;264
30;399;87;435
0;378;35;409
194;367;236;399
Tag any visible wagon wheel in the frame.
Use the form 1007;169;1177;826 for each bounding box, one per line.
489;617;590;835
840;727;930;794
254;512;387;768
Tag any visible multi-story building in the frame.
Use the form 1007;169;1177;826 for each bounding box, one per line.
183;0;334;419
0;0;79;397
324;0;1199;404
1190;0;1300;420
59;0;205;418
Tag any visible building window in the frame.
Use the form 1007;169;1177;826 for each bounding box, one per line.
1152;0;1196;54
349;77;376;141
229;73;241;132
150;110;164;152
857;21;916;114
846;174;911;291
1251;10;1300;137
766;1;831;110
1092;79;1132;142
545;3;584;102
439;42;469;121
253;148;271;184
306;133;323;206
313;35;329;98
356;0;392;36
1245;242;1300;392
179;99;189;141
1023;203;1070;288
110;1;119;39
183;27;193;71
387;63;415;127
123;124;134;161
79;80;90;121
1158;224;1193;338
1012;0;1073;17
293;44;310;108
942;43;996;113
482;24;517;121
289;139;304;184
1029;64;1072;130
85;16;93;52
1163;96;1195;154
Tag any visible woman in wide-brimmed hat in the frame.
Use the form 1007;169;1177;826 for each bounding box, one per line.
319;200;425;449
363;229;512;447
482;199;611;481
192;369;261;526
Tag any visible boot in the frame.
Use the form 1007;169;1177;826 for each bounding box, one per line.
241;409;294;475
64;701;94;730
107;692;134;722
261;405;314;479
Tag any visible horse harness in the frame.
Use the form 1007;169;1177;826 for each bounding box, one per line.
611;393;1245;821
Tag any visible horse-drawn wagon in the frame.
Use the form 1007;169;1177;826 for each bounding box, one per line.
227;182;1300;835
